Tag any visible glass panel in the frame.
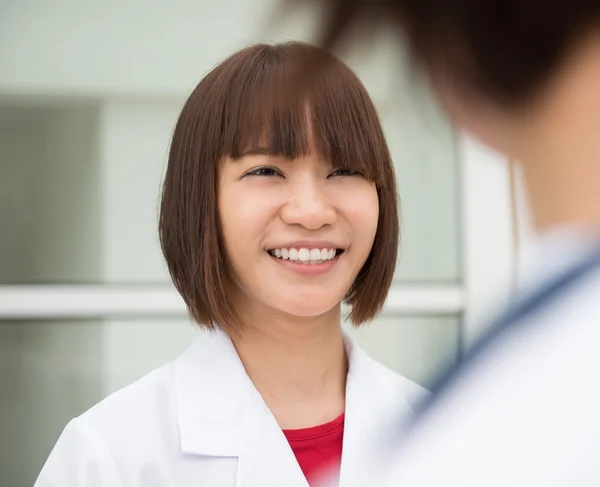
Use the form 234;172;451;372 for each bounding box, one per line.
0;103;103;283
1;320;104;487
0;315;458;486
0;101;179;285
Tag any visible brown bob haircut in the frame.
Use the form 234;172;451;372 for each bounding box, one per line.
159;41;398;333
298;0;600;107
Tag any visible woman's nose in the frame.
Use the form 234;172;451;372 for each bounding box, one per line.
279;177;336;230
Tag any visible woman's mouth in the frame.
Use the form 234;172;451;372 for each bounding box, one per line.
267;247;344;265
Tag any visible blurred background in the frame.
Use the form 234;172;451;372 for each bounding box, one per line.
0;1;529;485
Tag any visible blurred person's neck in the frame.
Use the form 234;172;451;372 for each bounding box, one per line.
516;30;600;238
229;297;347;430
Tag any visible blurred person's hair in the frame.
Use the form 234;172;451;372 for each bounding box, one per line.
298;0;600;106
159;41;399;333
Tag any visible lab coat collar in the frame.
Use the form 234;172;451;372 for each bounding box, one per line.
173;328;416;485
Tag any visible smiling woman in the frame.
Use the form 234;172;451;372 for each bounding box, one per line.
35;42;426;487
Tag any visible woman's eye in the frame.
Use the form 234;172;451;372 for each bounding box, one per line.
329;168;362;177
244;166;281;177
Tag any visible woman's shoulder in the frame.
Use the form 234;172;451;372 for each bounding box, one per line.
65;358;181;460
83;359;177;425
36;360;182;485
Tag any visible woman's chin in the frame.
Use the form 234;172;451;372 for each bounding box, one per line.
273;300;342;320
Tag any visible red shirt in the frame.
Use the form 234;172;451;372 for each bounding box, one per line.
283;413;345;486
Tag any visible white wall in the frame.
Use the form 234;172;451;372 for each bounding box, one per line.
0;0;318;97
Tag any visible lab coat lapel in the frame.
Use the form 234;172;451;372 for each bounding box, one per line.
174;329;308;487
237;383;309;487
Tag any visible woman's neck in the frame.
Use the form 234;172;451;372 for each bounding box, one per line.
230;305;347;429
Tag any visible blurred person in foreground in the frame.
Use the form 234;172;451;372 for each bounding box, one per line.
288;1;600;485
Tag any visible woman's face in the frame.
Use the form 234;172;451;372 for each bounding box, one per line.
218;149;379;321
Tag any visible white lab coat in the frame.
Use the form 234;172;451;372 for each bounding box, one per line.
380;229;600;486
35;328;426;487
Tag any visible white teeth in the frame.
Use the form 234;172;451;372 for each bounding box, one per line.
269;247;339;264
310;249;321;261
298;248;310;262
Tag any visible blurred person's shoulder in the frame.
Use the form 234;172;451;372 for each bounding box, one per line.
377;245;600;487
